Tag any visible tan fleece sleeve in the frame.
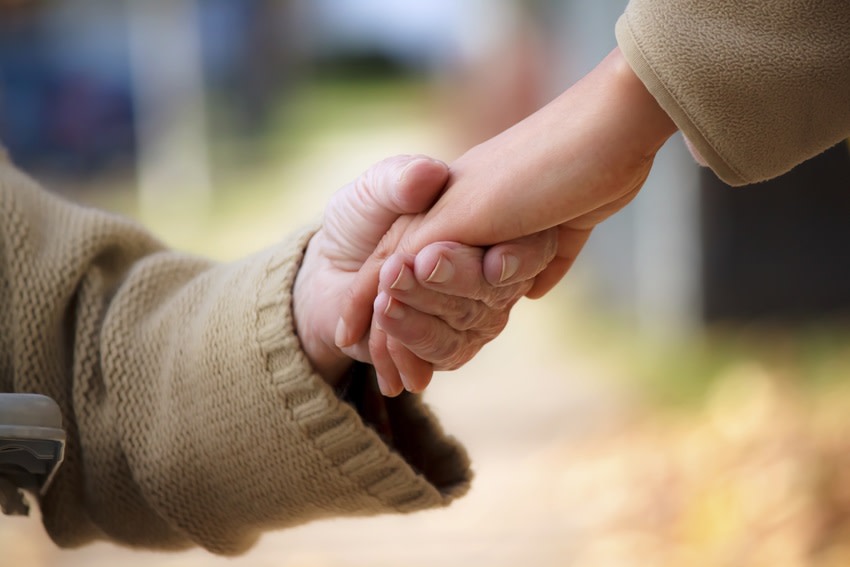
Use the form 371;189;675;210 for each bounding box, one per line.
615;0;850;186
0;158;470;555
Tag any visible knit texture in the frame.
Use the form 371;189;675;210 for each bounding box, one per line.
0;156;470;555
616;0;850;186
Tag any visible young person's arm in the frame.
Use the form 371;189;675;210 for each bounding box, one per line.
339;48;677;394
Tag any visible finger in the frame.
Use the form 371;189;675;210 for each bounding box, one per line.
373;294;434;395
412;243;482;298
368;322;404;397
526;225;592;299
481;228;559;286
381;257;520;331
410;244;530;309
561;183;643;231
525;189;633;299
375;291;497;371
391;157;450;214
386;337;434;393
324;155;449;261
335;215;415;348
336;270;379;349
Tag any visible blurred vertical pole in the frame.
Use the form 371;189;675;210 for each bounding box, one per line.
556;1;640;315
126;0;211;233
633;137;702;337
556;0;702;337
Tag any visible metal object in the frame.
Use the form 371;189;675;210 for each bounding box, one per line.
0;394;66;516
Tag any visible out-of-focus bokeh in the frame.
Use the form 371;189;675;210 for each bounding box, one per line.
3;1;850;566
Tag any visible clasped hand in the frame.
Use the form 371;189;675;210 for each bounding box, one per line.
295;49;678;397
293;154;558;396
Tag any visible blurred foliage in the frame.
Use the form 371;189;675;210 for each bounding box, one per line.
566;312;850;408
545;301;850;566
73;74;436;260
555;360;850;567
266;74;433;152
201;73;430;191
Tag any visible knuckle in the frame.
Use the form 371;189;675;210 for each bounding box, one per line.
443;291;521;332
406;322;441;354
487;287;522;310
438;294;494;332
453;305;490;331
406;305;513;369
438;335;486;371
484;310;510;335
412;326;462;366
354;167;377;201
435;334;464;366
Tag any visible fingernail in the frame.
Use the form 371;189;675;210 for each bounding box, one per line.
378;375;401;397
334;318;351;347
398;158;426;183
426;255;454;284
500;254;520;283
399;372;414;393
401;373;423;394
384;297;405;320
390;265;415;291
376;373;391;396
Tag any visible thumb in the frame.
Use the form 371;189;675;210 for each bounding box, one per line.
328;155;447;350
322;155;449;262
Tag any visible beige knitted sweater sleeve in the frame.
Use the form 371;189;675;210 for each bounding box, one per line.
616;0;850;186
0;155;470;555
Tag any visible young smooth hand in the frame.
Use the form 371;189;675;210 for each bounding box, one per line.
336;48;678;389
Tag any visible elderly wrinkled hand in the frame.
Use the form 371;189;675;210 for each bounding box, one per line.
293;154;558;392
361;230;558;396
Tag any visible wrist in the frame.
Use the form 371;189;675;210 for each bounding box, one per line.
293;234;352;387
418;48;677;247
603;47;678;160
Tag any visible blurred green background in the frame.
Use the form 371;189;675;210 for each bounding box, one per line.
3;1;850;566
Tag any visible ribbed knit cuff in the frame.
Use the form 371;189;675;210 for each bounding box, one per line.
255;226;471;512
